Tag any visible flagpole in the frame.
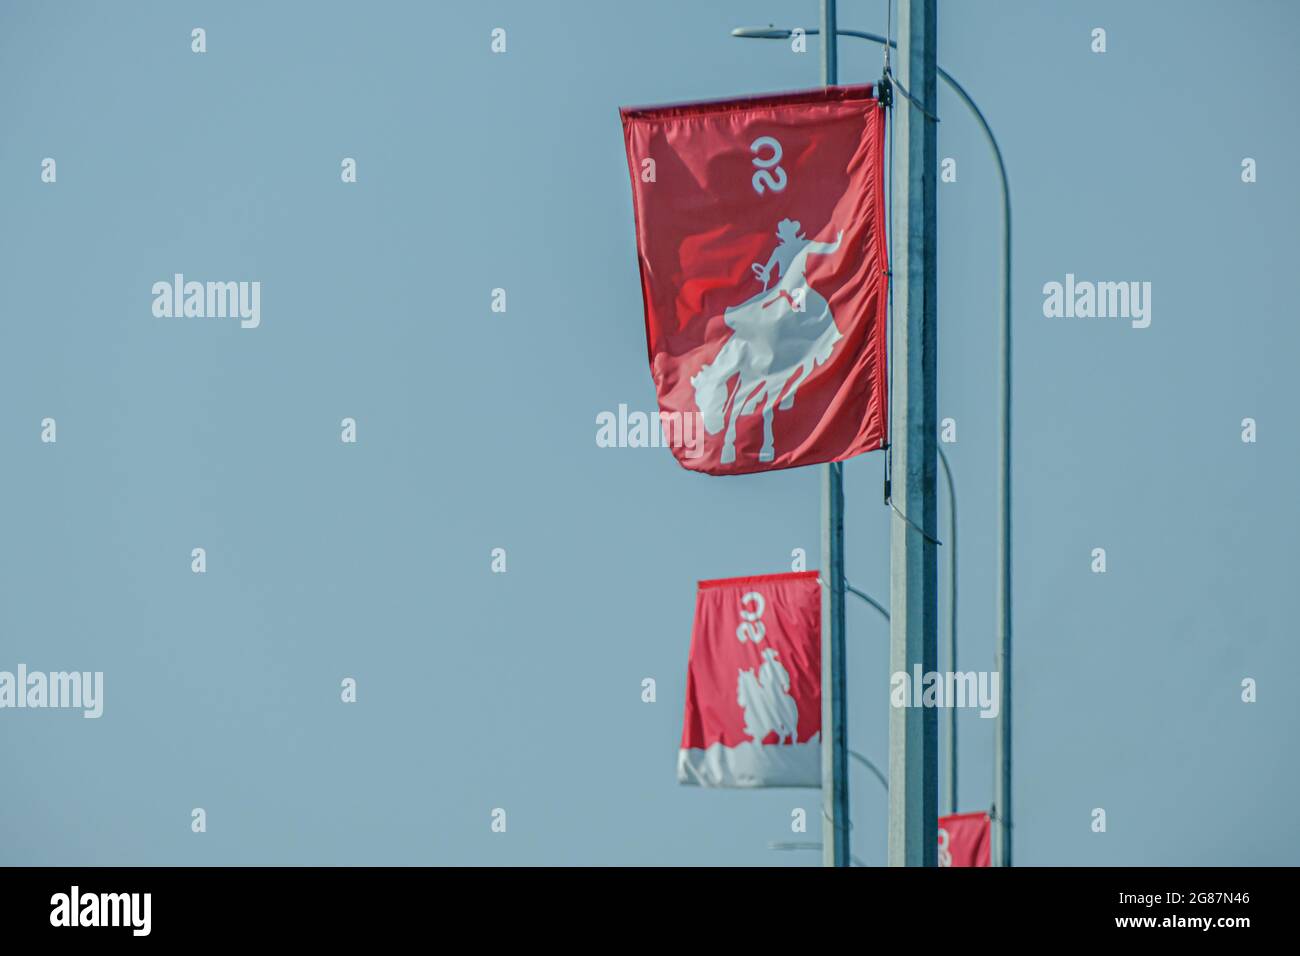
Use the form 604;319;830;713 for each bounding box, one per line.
818;0;851;870
887;0;939;867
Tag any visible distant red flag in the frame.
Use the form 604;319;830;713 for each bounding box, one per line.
678;572;821;787
620;85;888;475
939;811;992;867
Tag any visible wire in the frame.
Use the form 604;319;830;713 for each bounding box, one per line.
884;0;892;72
884;0;896;501
885;65;940;122
890;499;944;546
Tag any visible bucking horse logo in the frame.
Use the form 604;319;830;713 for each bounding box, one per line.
690;218;843;464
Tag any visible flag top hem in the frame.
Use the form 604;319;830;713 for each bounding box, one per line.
620;84;878;123
696;570;821;591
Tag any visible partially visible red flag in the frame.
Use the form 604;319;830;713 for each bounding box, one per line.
620;86;888;476
678;571;821;787
939;811;992;867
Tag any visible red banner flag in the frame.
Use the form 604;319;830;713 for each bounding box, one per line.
939;811;992;867
678;572;821;787
620;86;888;476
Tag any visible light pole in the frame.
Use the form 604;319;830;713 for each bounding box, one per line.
848;447;958;816
816;0;851;872
732;21;1012;865
886;0;939;869
938;445;957;815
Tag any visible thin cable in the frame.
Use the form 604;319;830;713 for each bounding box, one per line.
885;65;940;122
890;500;943;546
884;0;896;498
884;0;892;72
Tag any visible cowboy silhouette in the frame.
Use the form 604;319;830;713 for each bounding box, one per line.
691;217;844;463
750;218;843;293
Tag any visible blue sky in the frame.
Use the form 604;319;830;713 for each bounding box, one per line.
1;0;1296;865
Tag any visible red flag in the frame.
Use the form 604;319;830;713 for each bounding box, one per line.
678;571;821;787
939;811;992;867
620;86;888;475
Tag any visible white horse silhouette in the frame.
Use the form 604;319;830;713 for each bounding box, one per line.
737;647;800;745
691;218;843;464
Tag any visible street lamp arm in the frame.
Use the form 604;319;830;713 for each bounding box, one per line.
846;582;890;621
849;749;889;792
768;842;871;867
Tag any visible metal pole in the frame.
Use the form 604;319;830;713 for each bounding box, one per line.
822;465;848;868
732;17;1012;868
822;0;838;84
991;125;1014;876
938;446;957;815
887;0;938;868
927;62;1012;869
819;0;850;871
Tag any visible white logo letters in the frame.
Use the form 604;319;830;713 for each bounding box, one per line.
750;136;787;195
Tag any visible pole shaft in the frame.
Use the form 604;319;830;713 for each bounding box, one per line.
887;0;939;868
821;464;848;867
939;447;957;815
818;0;849;870
822;0;837;85
993;116;1013;871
